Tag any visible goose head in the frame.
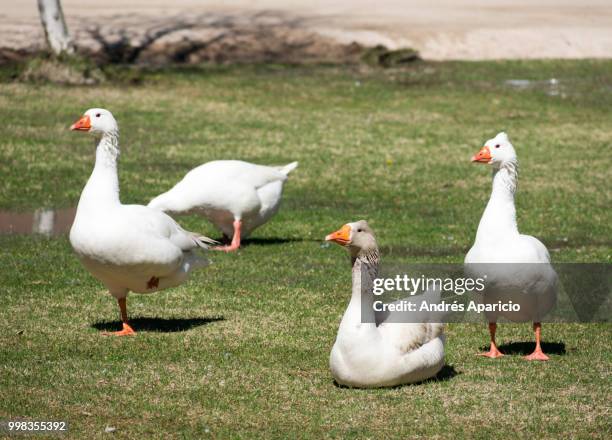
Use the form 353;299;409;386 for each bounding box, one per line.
326;220;378;259
70;108;118;136
471;132;517;168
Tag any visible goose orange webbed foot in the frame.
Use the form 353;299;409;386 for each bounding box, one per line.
524;323;549;360
478;347;505;358
478;323;503;358
103;323;136;336
524;349;549;361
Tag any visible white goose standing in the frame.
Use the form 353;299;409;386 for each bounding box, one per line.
326;221;445;387
148;160;298;252
465;132;557;360
69;108;216;336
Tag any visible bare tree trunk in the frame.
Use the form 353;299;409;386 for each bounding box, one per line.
37;0;74;55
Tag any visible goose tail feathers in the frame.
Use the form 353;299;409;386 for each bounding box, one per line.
192;234;219;249
277;161;298;176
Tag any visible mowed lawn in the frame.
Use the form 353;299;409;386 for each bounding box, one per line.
0;61;610;439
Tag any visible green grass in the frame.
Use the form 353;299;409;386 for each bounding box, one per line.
0;60;610;439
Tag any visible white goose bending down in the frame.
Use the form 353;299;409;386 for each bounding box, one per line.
465;132;557;360
148;160;298;252
69;108;216;336
326;221;445;388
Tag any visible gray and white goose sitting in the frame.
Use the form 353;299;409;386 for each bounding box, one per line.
69;108;216;336
325;221;445;388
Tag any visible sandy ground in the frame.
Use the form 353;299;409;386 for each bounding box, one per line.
1;0;612;60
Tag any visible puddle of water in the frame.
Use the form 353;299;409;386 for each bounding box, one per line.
504;78;563;97
0;208;76;237
505;79;532;90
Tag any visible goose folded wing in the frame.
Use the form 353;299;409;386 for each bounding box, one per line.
123;205;216;252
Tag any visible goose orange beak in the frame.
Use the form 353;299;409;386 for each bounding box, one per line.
325;224;352;245
70;115;91;131
471;146;492;163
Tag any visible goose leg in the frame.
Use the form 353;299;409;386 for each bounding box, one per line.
103;297;136;336
478;322;504;358
214;220;242;252
524;322;549;361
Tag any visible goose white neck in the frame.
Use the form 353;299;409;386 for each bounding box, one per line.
340;252;379;330
476;161;519;242
95;131;120;167
79;131;121;208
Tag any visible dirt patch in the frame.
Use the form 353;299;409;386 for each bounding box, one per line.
3;1;611;64
7;11;375;66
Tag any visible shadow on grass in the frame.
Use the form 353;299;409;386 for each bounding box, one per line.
91;316;224;333
212;236;318;246
484;341;566;356
431;364;460;382
241;237;319;246
333;364;459;389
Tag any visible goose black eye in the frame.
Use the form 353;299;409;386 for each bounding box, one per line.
495;144;500;148
357;229;363;233
95;113;101;118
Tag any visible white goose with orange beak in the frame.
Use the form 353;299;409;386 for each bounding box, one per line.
325;221;445;388
465;132;558;360
69;108;217;336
